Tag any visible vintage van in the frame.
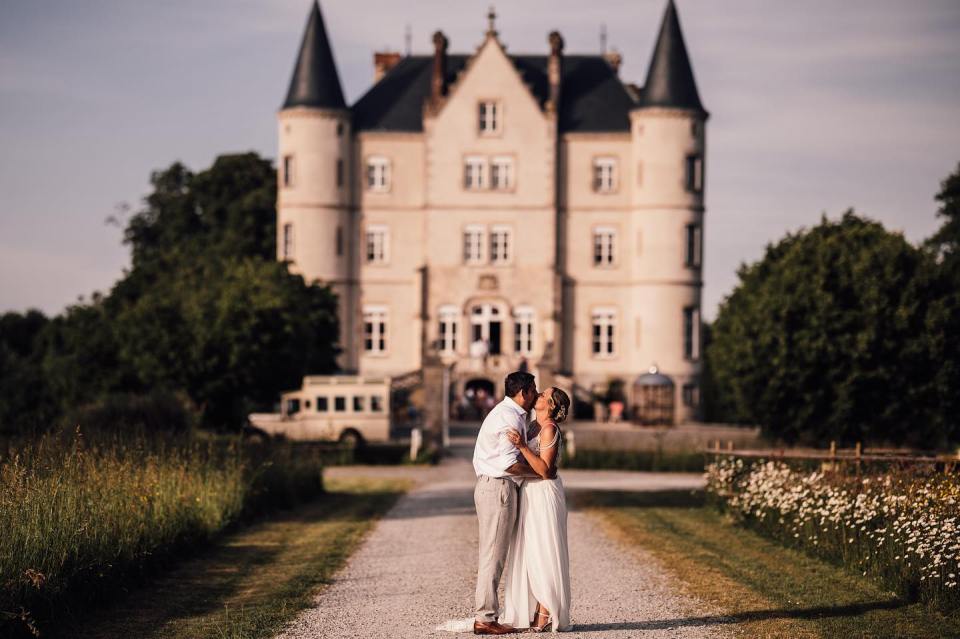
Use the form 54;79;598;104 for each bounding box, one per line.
247;375;391;445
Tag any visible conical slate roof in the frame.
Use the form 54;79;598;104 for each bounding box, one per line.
282;1;346;110
637;0;705;113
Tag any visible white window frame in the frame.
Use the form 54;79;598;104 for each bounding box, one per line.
438;305;459;354
463;224;485;265
363;305;388;355
479;101;500;135
513;306;534;355
365;224;389;265
683;306;701;361
591;307;617;359
365;156;391;192
593;157;618;193
282;222;294;260
464;156;487;190
593;226;616;267
490;156;514;191
685;223;702;268
490;225;512;265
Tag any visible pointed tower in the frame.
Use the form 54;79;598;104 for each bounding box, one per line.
629;0;707;422
277;1;356;369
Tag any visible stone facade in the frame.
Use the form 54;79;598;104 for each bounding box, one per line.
276;1;707;423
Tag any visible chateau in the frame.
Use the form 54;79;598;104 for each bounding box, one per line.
277;1;707;423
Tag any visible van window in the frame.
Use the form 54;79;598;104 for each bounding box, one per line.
371;396;383;412
286;398;301;416
353;396;365;412
334;396;346;412
317;397;328;412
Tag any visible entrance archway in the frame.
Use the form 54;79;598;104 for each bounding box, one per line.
460;378;497;420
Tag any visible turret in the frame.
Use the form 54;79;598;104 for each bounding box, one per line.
277;1;355;368
277;0;351;284
629;0;707;421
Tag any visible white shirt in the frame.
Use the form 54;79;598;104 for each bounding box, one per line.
473;396;529;481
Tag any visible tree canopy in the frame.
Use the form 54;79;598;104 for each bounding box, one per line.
707;172;960;447
0;153;338;434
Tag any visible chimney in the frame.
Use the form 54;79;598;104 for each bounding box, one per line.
604;50;623;75
547;31;564;113
431;31;449;108
374;51;402;82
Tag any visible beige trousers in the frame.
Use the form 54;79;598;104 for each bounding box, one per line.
474;474;519;623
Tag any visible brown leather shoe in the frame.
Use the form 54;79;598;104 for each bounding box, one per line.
473;620;516;635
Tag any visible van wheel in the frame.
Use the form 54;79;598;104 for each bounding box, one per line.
339;429;364;449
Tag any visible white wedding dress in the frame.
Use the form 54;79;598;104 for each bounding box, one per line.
501;428;571;631
437;428;571;633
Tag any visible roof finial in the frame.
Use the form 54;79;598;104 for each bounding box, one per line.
600;23;607;54
486;6;497;37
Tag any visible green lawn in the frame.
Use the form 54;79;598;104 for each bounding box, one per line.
61;478;406;639
574;489;960;639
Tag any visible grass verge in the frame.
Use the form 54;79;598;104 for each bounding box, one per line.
563;447;704;473
573;489;960;638
63;477;406;639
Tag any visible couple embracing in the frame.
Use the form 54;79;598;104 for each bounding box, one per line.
472;371;572;634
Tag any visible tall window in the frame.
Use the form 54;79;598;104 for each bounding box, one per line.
682;382;700;407
591;308;616;357
463;225;485;264
479;101;500;134
336;226;343;256
365;225;389;264
470;304;502;355
685;224;702;268
593;157;617;193
438;305;458;353
683;306;701;361
490;156;513;190
282;155;294;188
464;156;486;190
490;225;512;265
685;154;703;193
366;156;391;192
282;222;294;260
336;158;344;187
514;307;534;355
363;306;387;354
593;226;616;266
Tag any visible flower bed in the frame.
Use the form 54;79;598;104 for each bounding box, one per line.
706;457;960;611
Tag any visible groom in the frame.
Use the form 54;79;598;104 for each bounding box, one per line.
471;371;538;635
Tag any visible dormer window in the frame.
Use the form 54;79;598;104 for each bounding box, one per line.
479;101;500;135
593;157;617;193
366;156;391;192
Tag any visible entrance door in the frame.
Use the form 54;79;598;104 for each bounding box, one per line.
470;304;502;355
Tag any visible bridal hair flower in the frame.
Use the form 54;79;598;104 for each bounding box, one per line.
548;388;571;423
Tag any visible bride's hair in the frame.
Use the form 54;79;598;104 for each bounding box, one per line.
547;387;571;424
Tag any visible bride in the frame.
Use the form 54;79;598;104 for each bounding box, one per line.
502;387;572;632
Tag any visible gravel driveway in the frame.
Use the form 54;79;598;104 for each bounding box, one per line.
275;452;730;638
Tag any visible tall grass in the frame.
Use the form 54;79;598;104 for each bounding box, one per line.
706;457;960;613
0;427;324;637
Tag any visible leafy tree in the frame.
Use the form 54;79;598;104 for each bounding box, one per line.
0;310;56;433
708;211;946;446
0;152;339;433
926;162;960;277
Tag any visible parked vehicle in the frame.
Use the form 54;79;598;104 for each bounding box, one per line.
247;375;391;446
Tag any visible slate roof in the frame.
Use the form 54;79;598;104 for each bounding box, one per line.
283;1;346;110
637;0;705;114
351;54;637;133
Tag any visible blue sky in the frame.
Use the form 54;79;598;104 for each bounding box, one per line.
1;0;959;320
